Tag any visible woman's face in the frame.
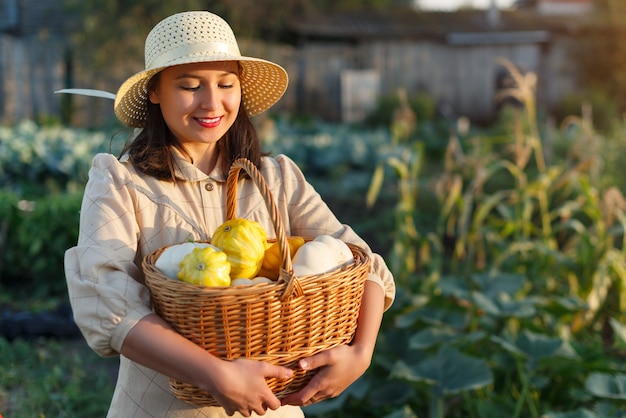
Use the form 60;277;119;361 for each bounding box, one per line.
149;61;241;149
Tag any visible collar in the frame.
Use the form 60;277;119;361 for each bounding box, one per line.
170;147;227;183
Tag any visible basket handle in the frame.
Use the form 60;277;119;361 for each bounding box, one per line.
226;158;302;300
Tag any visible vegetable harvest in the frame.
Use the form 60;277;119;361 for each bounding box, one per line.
153;224;356;287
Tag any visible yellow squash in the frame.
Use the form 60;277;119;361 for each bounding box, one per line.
178;246;231;286
211;218;267;279
155;241;216;280
258;236;306;280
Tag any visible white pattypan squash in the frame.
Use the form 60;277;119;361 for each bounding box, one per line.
291;235;354;276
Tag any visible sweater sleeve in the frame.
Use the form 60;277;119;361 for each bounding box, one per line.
64;153;153;357
273;154;396;310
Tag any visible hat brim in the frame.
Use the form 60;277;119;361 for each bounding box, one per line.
114;56;288;128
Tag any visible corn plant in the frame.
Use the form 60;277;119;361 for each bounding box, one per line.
346;58;626;418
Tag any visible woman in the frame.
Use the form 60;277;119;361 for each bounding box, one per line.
64;10;395;418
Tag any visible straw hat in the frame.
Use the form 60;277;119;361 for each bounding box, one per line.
114;11;289;128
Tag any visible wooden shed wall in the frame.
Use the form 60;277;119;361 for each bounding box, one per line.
294;40;556;123
0;34;66;124
0;34;577;126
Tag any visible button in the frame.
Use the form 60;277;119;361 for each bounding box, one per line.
204;182;214;191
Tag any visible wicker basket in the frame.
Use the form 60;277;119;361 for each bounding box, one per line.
142;157;370;407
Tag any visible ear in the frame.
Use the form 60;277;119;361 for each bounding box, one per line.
149;89;160;104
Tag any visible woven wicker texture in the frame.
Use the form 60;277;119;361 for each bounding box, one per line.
143;158;370;407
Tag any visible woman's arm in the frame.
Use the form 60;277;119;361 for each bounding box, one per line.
280;280;385;405
67;155;294;416
121;313;294;416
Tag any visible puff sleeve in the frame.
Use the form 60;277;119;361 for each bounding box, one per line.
64;154;153;357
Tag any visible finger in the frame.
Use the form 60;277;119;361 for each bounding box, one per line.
299;350;331;371
262;363;295;380
280;386;318;406
261;394;281;411
251;405;267;416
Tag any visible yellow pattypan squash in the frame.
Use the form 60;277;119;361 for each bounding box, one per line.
178;246;231;287
258;236;306;280
211;218;267;279
155;241;215;280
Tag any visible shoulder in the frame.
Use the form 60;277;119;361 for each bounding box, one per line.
260;154;306;181
91;152;120;169
87;153;138;188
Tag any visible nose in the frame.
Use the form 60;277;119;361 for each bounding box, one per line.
199;87;219;110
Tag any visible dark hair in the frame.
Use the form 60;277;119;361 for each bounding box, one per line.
119;72;262;182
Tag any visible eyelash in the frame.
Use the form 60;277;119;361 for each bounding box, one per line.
181;84;233;91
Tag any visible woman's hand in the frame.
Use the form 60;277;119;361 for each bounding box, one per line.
280;344;371;406
121;314;293;417
209;358;294;416
281;280;385;406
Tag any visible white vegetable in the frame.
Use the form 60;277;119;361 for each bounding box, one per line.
312;235;354;267
155;242;217;280
292;264;319;277
291;236;355;276
230;278;255;286
230;276;273;286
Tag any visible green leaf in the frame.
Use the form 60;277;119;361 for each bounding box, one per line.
490;330;578;361
393;346;493;396
470;272;526;299
594;401;626;417
438;275;471;299
471;291;501;316
490;335;528;357
408;306;468;329
585;372;626;400
471;290;536;318
408;327;459;350
368;381;416;406
390;359;435;384
542;409;597;418
417;345;493;395
546;296;588;313
515;330;578;360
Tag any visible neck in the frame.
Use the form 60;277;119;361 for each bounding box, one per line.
185;143;218;174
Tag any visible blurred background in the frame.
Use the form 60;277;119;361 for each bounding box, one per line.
3;1;626;417
1;0;623;129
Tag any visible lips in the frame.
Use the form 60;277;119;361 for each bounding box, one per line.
195;116;221;128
